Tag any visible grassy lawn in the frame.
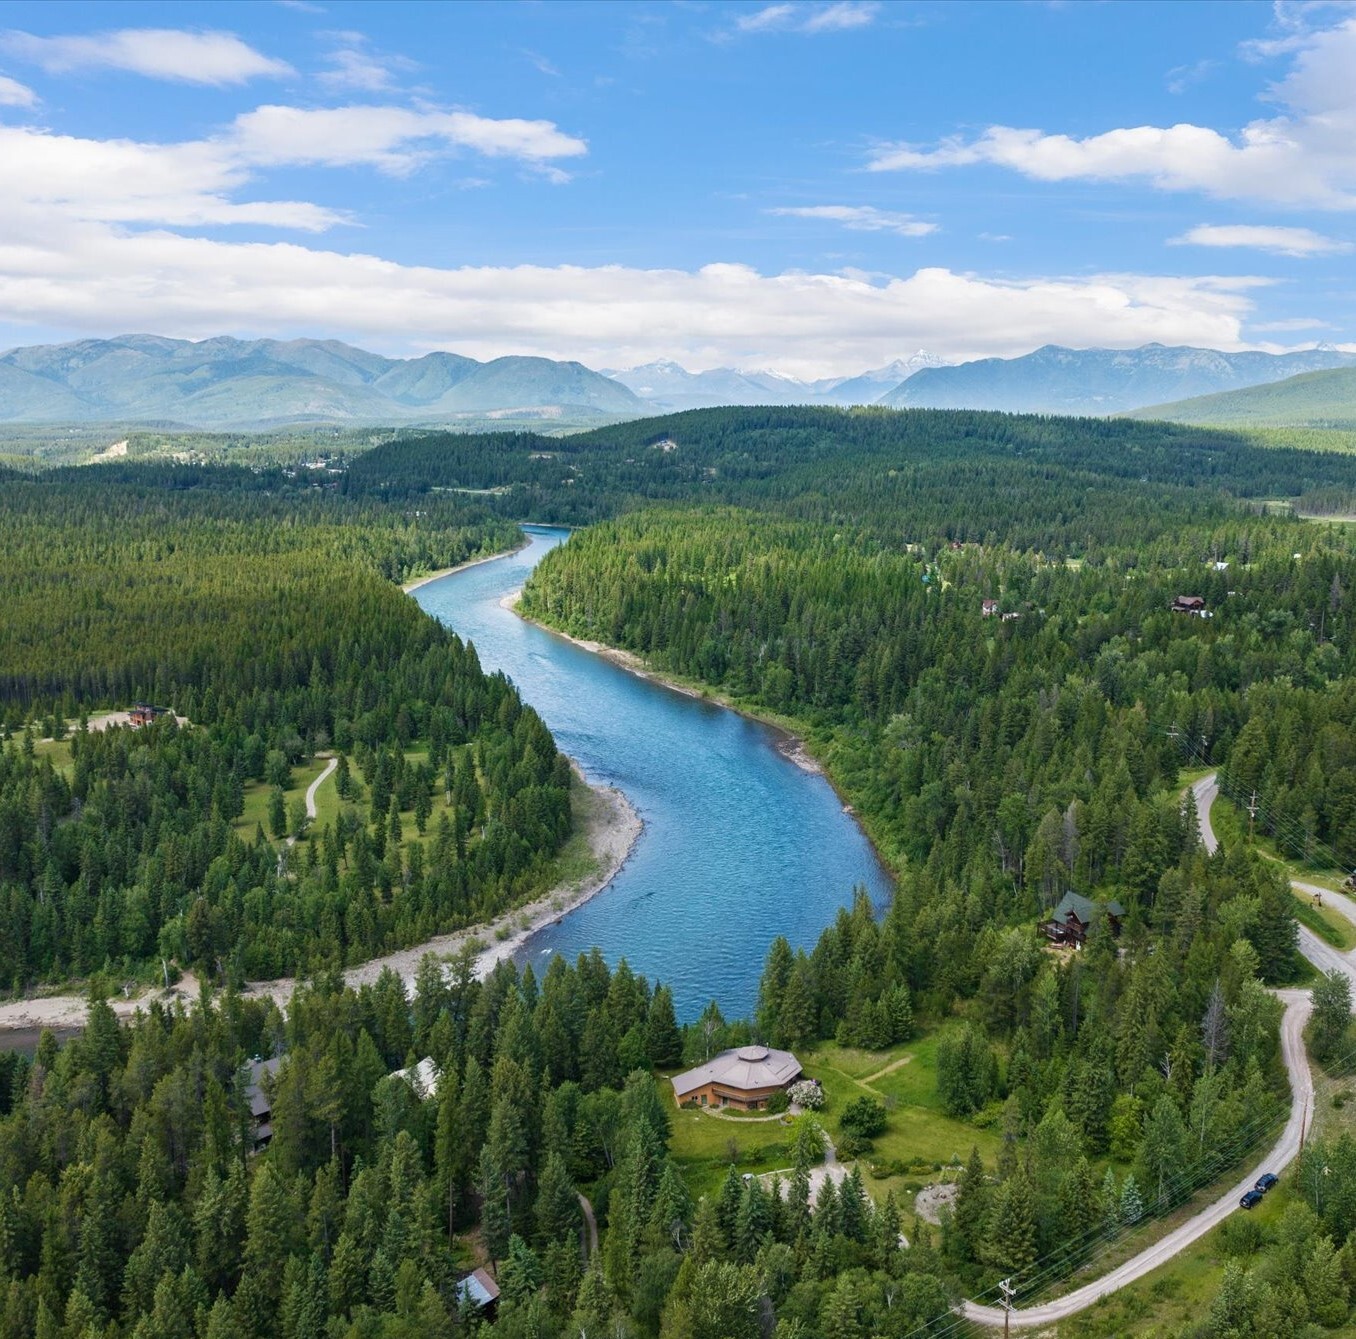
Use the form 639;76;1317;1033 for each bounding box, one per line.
800;1034;1003;1206
30;737;73;772
234;755;335;844
662;1076;794;1202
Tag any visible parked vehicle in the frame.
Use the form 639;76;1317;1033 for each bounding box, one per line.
1240;1189;1265;1210
1255;1173;1278;1193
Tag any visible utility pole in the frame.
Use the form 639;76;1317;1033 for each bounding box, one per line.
1247;791;1259;841
1000;1278;1015;1339
1301;1097;1309;1149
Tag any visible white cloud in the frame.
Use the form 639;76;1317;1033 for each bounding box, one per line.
1171;223;1352;257
736;2;878;34
869;15;1356;209
2;28;293;86
770;204;936;237
803;3;880;32
228;105;587;174
0;212;1273;376
0;73;36;106
0;99;586;234
0;125;343;230
316;33;416;93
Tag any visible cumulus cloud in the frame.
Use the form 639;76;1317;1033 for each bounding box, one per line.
769;204;936;237
0;213;1272;375
0;125;343;230
0;73;35;106
1171;223;1352;257
228;105;587;174
736;2;878;35
868;15;1356;209
2;27;293;85
0;97;587;232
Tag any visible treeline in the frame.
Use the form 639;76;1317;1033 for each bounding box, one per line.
0;472;568;989
346;405;1356;555
0;954;956;1339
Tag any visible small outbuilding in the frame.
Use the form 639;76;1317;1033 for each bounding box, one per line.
454;1267;500;1318
671;1045;802;1111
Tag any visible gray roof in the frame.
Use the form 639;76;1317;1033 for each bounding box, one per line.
245;1057;280;1119
1053;891;1125;925
671;1045;802;1098
455;1268;500;1307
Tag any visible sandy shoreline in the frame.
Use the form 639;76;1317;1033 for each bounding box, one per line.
502;589;825;777
0;774;641;1038
400;535;529;594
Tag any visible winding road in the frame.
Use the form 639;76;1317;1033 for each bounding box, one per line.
962;771;1336;1330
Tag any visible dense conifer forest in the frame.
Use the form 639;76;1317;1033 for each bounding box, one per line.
0;471;570;987
9;404;1356;1336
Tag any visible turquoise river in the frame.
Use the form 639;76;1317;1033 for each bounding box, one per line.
415;526;893;1021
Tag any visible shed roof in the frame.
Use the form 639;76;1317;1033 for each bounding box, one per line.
455;1267;500;1307
671;1045;802;1099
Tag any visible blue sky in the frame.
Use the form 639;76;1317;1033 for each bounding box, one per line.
0;0;1353;374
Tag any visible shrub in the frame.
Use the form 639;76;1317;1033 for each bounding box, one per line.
840;1095;888;1140
766;1089;789;1114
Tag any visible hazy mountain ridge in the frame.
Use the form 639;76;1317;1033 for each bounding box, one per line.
1133;366;1356;428
882;343;1356;415
0;335;644;428
604;351;948;410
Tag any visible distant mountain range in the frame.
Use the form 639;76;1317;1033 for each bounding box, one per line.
882;343;1356;416
1;334;1352;430
604;351;948;411
1134;366;1356;429
0;334;645;429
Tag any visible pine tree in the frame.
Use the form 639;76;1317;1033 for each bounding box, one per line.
646;986;683;1068
1120;1174;1144;1225
534;1150;581;1247
983;1169;1036;1277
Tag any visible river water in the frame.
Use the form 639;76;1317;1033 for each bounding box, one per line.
414;526;892;1020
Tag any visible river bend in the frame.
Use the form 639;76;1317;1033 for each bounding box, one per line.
414;526;892;1019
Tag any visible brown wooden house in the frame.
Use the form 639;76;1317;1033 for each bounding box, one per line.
671;1045;802;1110
1170;595;1209;617
1040;891;1125;947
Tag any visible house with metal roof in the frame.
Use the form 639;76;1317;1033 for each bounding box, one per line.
670;1045;802;1110
454;1267;500;1316
1039;891;1125;947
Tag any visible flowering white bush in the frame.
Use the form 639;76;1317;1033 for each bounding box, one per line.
788;1079;824;1110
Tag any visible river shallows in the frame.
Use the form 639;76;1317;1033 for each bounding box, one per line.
415;526;893;1020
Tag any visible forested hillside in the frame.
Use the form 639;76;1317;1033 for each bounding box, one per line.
0;470;571;988
348;406;1356;550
